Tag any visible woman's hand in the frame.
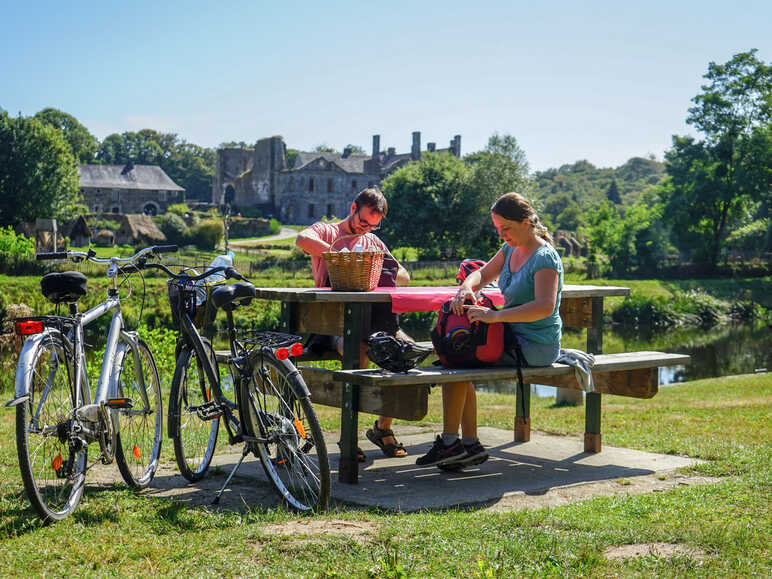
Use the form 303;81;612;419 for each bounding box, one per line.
452;287;476;315
465;304;498;324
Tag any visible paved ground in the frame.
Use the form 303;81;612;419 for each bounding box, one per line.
101;425;707;513
228;227;297;247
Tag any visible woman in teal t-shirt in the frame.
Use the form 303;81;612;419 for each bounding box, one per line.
416;192;564;470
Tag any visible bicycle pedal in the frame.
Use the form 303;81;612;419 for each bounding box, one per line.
105;397;134;409
195;401;223;420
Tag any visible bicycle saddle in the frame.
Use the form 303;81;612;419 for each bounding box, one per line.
211;281;256;311
40;271;88;304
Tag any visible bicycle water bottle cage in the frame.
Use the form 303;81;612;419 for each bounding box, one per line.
40;272;88;304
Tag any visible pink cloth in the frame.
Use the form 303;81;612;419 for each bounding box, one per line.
305;222;389;287
372;286;505;314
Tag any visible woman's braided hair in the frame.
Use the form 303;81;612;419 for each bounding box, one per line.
490;192;553;245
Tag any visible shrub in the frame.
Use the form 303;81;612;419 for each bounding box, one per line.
189;218;224;250
0;226;34;256
269;218;280;235
155;212;189;246
166;203;190;218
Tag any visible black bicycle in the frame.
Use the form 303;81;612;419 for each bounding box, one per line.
154;262;329;511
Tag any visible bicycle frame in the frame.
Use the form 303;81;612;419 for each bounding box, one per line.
13;286;148;410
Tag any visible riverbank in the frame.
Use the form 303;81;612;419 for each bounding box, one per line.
0;373;769;575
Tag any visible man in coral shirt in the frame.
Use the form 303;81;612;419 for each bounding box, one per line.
296;188;410;460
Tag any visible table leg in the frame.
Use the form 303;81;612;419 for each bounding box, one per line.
584;297;603;452
514;376;531;442
338;302;370;484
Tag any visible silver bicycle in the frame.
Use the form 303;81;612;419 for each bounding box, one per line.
6;245;176;522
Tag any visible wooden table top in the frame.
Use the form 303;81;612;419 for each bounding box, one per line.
254;284;630;303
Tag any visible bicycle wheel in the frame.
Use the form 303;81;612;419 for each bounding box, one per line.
16;331;87;522
169;340;220;482
115;338;163;490
244;353;330;512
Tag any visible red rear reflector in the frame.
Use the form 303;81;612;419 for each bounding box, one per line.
290;343;303;357
16;320;43;335
275;347;290;360
133;445;141;460
52;454;63;471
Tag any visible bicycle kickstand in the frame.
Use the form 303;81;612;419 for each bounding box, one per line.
212;445;250;505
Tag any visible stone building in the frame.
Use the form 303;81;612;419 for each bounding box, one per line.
212;132;461;225
78;162;184;216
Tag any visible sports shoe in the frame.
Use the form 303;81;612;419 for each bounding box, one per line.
415;435;467;467
438;441;489;471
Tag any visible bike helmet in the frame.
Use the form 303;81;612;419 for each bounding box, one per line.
455;259;486;285
366;332;434;373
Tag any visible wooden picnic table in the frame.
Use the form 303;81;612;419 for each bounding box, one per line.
255;284;631;484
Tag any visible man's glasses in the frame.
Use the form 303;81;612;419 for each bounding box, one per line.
355;208;381;231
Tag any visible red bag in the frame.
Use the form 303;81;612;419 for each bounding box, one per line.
431;293;506;368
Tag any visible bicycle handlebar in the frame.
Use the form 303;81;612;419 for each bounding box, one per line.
36;245;179;264
135;262;249;283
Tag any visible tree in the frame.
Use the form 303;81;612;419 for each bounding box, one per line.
33;108;98;163
96;130;215;201
380;152;475;258
465;133;532;254
606;179;621;204
663;50;772;270
313;144;337;153
0;112;82;225
344;144;366;154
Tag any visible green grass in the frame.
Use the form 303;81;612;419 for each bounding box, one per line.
0;373;769;576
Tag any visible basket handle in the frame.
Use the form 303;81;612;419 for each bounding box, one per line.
328;233;380;253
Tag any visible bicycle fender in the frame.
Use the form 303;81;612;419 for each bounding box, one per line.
275;358;311;398
13;330;58;402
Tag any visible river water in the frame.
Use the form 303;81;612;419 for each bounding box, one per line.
410;319;771;397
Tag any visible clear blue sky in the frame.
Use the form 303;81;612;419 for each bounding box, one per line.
2;0;769;171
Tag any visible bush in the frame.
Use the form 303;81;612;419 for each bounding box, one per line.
189;218;224;250
155;212;189;245
269;218;280;235
166;203;190;218
0;227;34;256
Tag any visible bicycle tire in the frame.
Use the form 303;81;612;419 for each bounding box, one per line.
15;331;87;522
115;338;163;489
243;353;330;512
169;340;220;482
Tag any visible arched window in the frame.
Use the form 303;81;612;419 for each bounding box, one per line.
351;180;357;191
308;204;315;218
309;177;315;192
288;177;295;191
327;178;333;193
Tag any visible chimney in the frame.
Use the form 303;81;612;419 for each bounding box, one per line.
342;146;353;158
452;135;461;157
387;147;396;157
372;134;380;158
427;142;436;152
411;131;421;160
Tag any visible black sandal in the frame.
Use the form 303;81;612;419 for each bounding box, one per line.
366;421;408;458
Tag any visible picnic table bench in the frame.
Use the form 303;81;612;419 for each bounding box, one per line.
253;286;691;484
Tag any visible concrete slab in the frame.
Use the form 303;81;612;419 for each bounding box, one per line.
114;426;701;513
330;427;701;512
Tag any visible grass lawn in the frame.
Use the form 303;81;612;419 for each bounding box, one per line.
0;372;769;577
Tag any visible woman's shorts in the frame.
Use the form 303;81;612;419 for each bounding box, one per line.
497;334;560;368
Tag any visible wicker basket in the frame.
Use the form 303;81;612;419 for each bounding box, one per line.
323;235;384;291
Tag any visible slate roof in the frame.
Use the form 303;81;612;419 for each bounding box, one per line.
293;152;371;174
78;164;184;192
